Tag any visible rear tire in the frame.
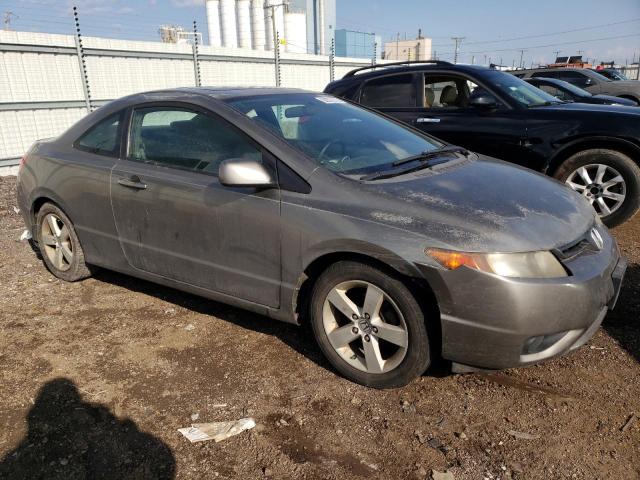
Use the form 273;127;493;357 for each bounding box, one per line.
36;203;94;282
310;261;430;388
553;149;640;227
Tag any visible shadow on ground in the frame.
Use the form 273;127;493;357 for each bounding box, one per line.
93;268;332;370
91;268;451;378
603;263;640;363
0;378;175;480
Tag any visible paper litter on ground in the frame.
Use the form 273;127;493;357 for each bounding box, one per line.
178;417;256;443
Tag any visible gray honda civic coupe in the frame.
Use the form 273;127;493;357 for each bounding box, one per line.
16;87;626;388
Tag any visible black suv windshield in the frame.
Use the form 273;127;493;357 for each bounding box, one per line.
485;70;562;107
226;93;444;174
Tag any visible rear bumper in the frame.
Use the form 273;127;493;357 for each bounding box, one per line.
418;227;626;370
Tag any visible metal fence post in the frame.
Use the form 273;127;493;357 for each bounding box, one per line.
73;6;92;113
274;30;281;87
329;38;335;82
192;20;201;87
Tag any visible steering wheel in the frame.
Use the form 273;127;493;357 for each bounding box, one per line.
317;140;342;165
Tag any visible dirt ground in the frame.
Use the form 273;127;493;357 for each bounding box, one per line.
0;174;638;480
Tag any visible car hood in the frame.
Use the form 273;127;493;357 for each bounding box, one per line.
341;156;596;253
536;101;640;115
592;94;637;106
607;80;640;90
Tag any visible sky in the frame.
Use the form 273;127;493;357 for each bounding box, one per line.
1;0;639;66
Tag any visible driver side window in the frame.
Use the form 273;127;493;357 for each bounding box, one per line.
128;106;262;175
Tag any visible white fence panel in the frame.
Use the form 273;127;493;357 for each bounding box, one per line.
0;30;372;163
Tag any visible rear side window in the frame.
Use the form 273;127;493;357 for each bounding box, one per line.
75;111;123;157
360;74;416;108
532;71;558;79
128;106;262;175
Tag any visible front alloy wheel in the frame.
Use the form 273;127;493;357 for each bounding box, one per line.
311;261;431;388
323;280;409;374
554;149;640;227
565;163;626;217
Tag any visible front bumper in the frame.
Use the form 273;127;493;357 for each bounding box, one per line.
418;226;626;370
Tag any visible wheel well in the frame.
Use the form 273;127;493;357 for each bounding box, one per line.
31;197;51;222
547;138;640;177
294;252;442;355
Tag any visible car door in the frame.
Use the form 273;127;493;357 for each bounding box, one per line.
360;71;530;165
110;103;281;308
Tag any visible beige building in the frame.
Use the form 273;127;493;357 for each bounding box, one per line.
383;37;432;61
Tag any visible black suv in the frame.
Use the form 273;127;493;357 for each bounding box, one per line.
324;61;640;226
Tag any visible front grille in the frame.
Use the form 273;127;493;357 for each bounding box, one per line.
554;225;602;262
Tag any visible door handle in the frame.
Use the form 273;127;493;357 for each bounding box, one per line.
117;176;147;190
416;117;441;123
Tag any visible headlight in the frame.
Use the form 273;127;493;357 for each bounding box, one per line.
426;248;567;278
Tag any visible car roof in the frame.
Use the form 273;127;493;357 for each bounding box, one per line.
333;62;497;84
510;67;599;76
117;86;314;104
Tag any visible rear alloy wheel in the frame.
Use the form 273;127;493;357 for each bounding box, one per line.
36;203;94;282
554;149;640;227
310;261;430;388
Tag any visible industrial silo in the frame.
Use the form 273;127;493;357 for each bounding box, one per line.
236;0;252;49
205;0;222;47
251;0;266;50
284;12;307;53
220;0;238;48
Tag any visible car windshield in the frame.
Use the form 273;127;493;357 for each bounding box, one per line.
552;79;592;98
605;69;628;81
486;70;563;107
226;93;445;175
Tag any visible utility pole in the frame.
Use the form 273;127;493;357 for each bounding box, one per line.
3;11;17;30
519;49;525;69
264;1;288;87
396;32;400;60
553;50;561;61
451;36;465;64
483;54;487;65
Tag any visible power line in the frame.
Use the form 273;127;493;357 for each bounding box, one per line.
465;32;640;55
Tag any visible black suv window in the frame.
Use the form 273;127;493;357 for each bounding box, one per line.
360;74;416;108
424;74;482;109
128;106;262;175
75;111;123;157
558;70;590;87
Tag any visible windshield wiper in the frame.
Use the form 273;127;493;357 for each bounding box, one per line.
361;146;470;181
528;100;563;108
392;145;469;167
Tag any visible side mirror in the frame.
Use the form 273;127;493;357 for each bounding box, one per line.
584;78;593;86
218;158;275;188
469;93;499;110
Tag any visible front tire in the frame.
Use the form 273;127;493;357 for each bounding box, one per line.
310;261;430;388
36;203;94;282
554;149;640;227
